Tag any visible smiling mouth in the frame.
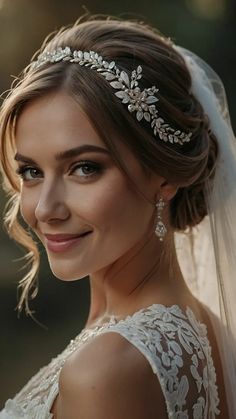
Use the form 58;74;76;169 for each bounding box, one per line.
44;231;92;253
44;231;92;241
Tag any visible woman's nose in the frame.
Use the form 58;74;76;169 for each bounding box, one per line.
34;181;70;223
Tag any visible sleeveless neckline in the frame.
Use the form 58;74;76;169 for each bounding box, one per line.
83;302;199;332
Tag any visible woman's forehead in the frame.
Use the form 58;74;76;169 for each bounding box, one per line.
15;91;106;149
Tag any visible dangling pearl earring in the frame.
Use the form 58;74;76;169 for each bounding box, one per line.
155;197;167;241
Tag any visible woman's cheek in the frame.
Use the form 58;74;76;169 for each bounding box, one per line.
67;174;125;222
20;189;38;229
79;182;141;235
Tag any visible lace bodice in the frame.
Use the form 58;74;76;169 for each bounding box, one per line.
0;304;220;418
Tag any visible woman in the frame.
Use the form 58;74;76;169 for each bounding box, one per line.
0;16;235;419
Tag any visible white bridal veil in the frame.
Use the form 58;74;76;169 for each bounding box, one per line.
174;46;236;418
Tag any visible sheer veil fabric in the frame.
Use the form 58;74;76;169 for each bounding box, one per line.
174;46;236;418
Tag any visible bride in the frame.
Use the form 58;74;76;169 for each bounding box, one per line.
0;16;235;419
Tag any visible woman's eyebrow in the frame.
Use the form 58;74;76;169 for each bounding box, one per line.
14;144;110;163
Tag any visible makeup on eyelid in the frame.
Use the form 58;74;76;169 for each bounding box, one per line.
16;160;104;181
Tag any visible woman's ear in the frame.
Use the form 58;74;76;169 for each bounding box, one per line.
159;179;179;201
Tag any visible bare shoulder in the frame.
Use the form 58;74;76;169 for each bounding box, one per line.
56;331;167;419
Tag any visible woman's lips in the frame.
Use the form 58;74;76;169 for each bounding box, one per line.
44;232;92;253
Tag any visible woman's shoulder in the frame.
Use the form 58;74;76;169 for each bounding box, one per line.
57;324;165;418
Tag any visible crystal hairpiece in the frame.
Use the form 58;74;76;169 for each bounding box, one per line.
32;47;192;146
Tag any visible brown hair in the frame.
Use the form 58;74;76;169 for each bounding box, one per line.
0;16;218;314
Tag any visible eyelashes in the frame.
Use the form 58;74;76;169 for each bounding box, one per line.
16;166;42;180
16;161;103;182
69;161;102;177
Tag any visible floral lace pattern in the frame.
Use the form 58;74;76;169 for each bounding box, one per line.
103;304;220;418
0;304;220;418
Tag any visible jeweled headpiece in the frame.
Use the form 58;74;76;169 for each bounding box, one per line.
32;47;192;146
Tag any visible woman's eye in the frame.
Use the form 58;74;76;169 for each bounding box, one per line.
70;161;101;178
16;166;42;181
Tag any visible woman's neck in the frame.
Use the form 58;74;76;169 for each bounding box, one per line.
86;230;191;328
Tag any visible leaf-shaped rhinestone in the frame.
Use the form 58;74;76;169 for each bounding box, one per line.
102;72;116;81
115;91;130;103
144;112;151;122
136;110;144;121
146;95;159;104
109;61;116;69
110;81;123;89
120;70;130;86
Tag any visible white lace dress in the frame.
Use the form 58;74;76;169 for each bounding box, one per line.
0;304;220;418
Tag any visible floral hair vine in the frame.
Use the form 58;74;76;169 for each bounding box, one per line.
32;47;192;146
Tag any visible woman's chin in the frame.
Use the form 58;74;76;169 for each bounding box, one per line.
49;266;88;281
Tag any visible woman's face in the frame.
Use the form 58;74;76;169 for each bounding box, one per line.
15;91;160;280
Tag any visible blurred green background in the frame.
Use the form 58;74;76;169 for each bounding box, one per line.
0;0;235;407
